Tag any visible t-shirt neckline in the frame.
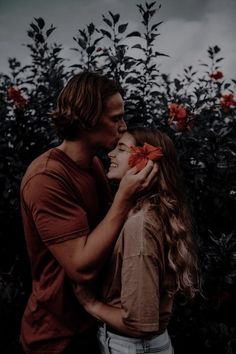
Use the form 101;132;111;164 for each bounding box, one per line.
51;147;94;174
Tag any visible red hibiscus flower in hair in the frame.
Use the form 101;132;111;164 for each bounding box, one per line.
128;143;164;171
210;71;224;80
220;93;236;109
7;86;27;108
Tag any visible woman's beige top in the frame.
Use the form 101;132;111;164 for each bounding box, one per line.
101;204;174;334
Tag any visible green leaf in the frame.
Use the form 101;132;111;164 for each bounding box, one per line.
151;22;163;31
53;47;61;54
155;51;169;57
100;29;112;39
78;38;87;49
132;44;143;50
87;23;95;36
46;27;56;37
27;30;34;39
34;17;45;30
214;45;221;54
137;4;144;13
216;58;224;63
93;37;103;46
149;10;156;18
224;83;231;90
109;12;120;24
118;23;128;33
86;45;95;55
30;23;39;33
147;1;156;10
125;77;140;84
79;30;88;41
126;31;142;38
35;33;44;43
102;16;112;27
69;64;84;68
143;12;149;24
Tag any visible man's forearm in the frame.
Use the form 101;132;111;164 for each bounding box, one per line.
84;300;142;337
76;194;131;281
48;192;132;284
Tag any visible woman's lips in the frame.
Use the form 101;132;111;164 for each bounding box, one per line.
109;163;118;169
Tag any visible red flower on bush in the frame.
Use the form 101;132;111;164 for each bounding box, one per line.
168;103;192;132
220;93;236;109
7;86;27;108
128;143;164;171
210;71;224;80
169;103;187;120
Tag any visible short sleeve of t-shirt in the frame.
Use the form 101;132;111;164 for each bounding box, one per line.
22;173;89;245
120;212;164;332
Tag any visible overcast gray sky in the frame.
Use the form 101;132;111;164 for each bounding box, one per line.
0;0;235;80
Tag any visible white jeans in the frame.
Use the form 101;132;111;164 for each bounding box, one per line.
97;324;174;354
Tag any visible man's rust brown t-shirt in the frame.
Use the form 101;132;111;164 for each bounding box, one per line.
101;203;174;334
20;148;111;353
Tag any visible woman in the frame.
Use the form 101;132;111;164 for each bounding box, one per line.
76;127;198;354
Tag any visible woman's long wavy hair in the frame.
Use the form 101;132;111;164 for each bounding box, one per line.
129;127;198;298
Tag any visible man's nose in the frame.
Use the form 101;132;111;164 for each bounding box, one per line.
119;118;127;132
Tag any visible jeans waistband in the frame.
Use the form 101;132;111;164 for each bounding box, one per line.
98;322;168;343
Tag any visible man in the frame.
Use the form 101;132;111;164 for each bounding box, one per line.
20;71;156;354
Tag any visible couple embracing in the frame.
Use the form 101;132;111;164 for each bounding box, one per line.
20;72;197;354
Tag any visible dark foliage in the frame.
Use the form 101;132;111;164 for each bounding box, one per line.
0;2;235;353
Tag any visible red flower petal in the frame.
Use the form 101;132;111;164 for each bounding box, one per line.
128;144;164;171
143;143;164;160
169;103;187;120
210;71;224;80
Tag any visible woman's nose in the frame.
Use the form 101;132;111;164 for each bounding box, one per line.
108;149;116;158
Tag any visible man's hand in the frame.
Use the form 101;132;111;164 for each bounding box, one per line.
74;287;145;337
73;282;97;310
116;160;158;203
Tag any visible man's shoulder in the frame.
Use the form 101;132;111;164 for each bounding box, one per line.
21;148;65;189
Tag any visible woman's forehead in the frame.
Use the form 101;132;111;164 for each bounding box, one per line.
118;132;136;146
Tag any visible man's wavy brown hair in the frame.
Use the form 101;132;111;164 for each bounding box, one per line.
51;71;123;140
129;127;198;298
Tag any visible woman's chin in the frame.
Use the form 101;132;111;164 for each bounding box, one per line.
107;170;121;181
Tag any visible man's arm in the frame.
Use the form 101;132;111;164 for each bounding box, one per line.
48;191;130;283
73;214;162;336
81;298;144;337
48;160;157;284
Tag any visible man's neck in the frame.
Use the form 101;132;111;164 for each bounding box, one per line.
57;139;95;170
